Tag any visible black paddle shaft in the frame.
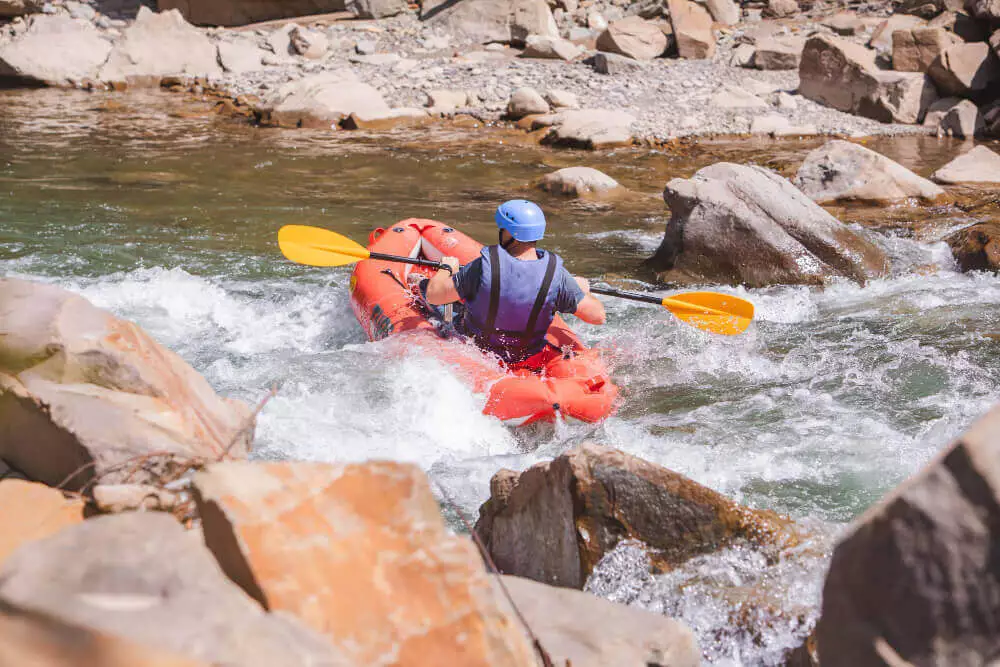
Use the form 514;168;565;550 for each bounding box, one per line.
590;285;662;305
368;251;452;273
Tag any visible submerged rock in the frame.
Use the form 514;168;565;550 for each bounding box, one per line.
818;403;1000;664
946;221;1000;271
0;14;112;86
0;278;252;490
539;166;622;197
795;140;949;204
193;461;539;666
475;444;798;588
0;479;84;566
0;513;339;666
932;145;1000;183
502;575;700;666
648;162;889;287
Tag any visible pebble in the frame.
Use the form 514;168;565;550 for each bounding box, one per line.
355;39;377;55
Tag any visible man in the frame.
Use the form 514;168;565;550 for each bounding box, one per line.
424;199;605;367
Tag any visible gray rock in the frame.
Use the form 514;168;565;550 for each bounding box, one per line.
0;512;342;666
795;140;948;204
521;34;583;60
817;404;1000;665
539;166;622;197
0;14;111;86
753;36;804;70
705;0;740;26
289;26;328;60
347;0;408;19
545;88;579;108
589;51;647;74
421;0;557;46
425;89;469;109
256;69;391;128
932;145;1000;183
650;162;889;286
927;42;1000;99
217;37;266;74
596;15;667;60
501;575;701;667
938;98;985;138
355;38;377;55
507;86;550;118
533;108;636;148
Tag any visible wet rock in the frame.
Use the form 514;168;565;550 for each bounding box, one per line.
0;14;112;86
892;27;958;72
649;162;889;286
192;461;538;666
0;512;340;666
933;145;1000;183
426;88;469;110
507;86;550;118
545;88;579;108
100;8;222;87
668;0;715;59
90;483;182;514
0;479;85;566
0;0;41;16
764;0;798;17
501;575;700;667
533;108;636;148
589;51;647;74
822;11;865;35
927;42;1000;99
753;36;804;70
817;404;1000;664
217;37;266;74
421;0;557;46
869;14;927;53
289;25;328;60
475;444;798;587
256;69;390;128
710;83;768;108
521;34;584;60
0;279;252;491
938;97;985;137
596;16;667;60
795;140;948;204
705;0;740;26
946;222;1000;271
0;598;204;667
966;0;1000;21
158;0;347;26
347;0;407;19
540;166;622;197
342;107;431;130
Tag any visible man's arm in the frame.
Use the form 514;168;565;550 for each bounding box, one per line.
425;256;461;305
571;276;606;325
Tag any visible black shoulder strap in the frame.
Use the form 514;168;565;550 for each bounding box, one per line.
484;245;501;334
524;252;557;335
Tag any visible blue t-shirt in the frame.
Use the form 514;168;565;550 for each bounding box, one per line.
452;249;585;314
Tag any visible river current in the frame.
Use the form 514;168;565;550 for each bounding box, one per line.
3;89;999;664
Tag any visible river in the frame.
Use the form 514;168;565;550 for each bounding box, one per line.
3;89;1000;664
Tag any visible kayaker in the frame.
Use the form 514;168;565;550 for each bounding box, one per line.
424;199;606;367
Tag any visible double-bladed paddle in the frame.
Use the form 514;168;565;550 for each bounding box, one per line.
277;224;754;335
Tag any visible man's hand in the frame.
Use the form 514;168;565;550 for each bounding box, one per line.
574;276;591;294
441;256;460;274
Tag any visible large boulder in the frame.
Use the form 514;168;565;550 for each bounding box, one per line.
869;14;927;53
796;140;949;204
501;575;700;667
99;7;222;86
256;69;391;128
539;167;623;198
0;513;340;666
667;0;716;59
474;444;798;588
799;34;938;124
933;145;1000;183
0;279;252;491
0;0;40;16
532;108;636;149
0;15;112;87
157;0;348;26
892;27;958;72
649;162;889;286
927;42;1000;100
946;222;1000;271
817;404;1000;665
705;0;740;25
0;480;85;566
0;598;204;667
596;16;668;60
421;0;557;46
193;461;539;666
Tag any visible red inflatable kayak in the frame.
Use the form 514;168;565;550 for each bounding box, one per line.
349;218;619;426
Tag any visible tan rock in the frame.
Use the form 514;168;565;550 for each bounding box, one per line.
753;36;805;70
892;27;957;72
668;0;716;59
933;145;1000;183
967;0;1000;21
0;479;85;566
946;222;1000;271
927;42;1000;98
217;37;266;74
289;25;328;60
425;89;469;110
193;461;539;667
596;16;668;60
507;86;550;118
475;444;798;587
421;0;557;45
705;0;740;25
0;15;112;87
822;11;865;35
0;598;206;667
157;0;348;26
795;140;948;204
0;512;341;666
937;98;985;137
256;69;391;128
818;404;1000;664
90;483;182;514
0;279;252;491
862;70;939;124
544;88;579;108
869;14;927;53
763;0;798;17
539;167;622;197
709;83;769;108
532;108;636;149
521;34;584;60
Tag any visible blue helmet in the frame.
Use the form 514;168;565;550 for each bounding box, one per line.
495;200;546;242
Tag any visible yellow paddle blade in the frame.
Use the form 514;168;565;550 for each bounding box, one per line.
661;291;755;336
277;225;371;267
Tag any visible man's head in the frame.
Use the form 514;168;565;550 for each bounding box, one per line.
495;200;546;248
